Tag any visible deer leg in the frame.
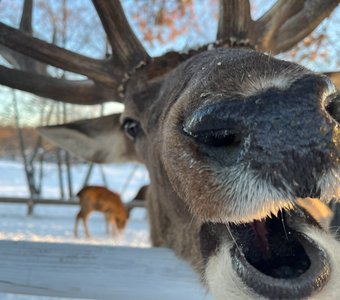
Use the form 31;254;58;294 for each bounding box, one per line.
74;211;82;238
104;213;110;235
82;214;91;238
111;219;119;237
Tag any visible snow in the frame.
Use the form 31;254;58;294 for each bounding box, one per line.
0;160;151;299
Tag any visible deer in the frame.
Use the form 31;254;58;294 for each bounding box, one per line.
74;186;128;238
1;1;340;299
132;185;148;202
75;185;147;238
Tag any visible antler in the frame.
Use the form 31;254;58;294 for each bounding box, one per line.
0;23;121;88
255;0;339;53
216;0;339;54
0;0;338;105
92;0;150;69
217;0;252;42
0;65;115;104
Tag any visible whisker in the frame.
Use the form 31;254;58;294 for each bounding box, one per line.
226;223;243;256
280;209;289;240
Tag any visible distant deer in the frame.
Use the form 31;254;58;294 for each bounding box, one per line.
75;186;128;238
133;185;148;201
7;0;340;299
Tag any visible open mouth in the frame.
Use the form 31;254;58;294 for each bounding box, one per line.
201;208;331;299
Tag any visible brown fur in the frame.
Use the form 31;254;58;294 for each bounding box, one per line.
74;186;128;238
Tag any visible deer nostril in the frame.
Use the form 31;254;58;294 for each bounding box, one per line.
183;101;244;148
189;129;240;147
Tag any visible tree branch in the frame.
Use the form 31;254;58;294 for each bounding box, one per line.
91;0;150;69
0;22;122;87
217;0;252;42
325;71;340;89
256;0;339;54
0;65;118;104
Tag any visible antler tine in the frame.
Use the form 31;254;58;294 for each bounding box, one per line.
217;0;252;44
256;0;338;54
0;65;117;104
92;0;150;70
0;23;122;88
19;0;33;34
134;1;251;85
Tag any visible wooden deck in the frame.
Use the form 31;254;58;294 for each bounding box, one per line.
0;240;211;300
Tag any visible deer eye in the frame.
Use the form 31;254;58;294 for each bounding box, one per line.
123;119;141;140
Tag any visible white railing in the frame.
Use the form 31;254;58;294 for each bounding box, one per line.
0;241;212;300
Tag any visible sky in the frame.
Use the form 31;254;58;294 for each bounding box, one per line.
0;0;339;126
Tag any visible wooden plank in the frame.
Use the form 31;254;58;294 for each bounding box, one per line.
0;241;211;300
0;197;78;205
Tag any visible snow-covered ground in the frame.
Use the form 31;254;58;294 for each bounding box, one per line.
0;160;151;299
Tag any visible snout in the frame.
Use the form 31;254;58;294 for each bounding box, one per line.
184;75;339;199
183;75;340;299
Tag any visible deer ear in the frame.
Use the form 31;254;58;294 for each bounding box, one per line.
37;113;138;163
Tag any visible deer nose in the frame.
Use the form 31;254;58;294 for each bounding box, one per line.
183;75;338;179
184;75;339;198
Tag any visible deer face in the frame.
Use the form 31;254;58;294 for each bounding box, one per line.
115;214;128;231
121;48;340;299
38;48;340;299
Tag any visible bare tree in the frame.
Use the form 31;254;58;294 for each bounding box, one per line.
11;90;55;214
